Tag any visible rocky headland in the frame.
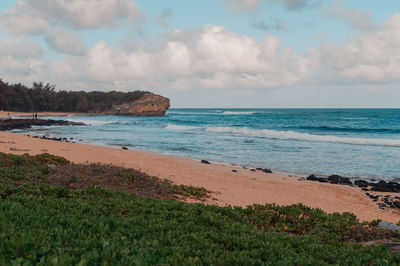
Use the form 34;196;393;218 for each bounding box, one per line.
108;92;170;116
0;79;170;116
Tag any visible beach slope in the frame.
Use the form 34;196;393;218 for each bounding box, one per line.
0;131;398;223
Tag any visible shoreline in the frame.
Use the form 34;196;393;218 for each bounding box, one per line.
13;131;396;183
0;111;98;118
4;111;398;182
1;130;399;222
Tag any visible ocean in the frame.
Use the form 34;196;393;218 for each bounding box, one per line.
14;108;400;181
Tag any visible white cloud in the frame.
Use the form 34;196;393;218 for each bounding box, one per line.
0;11;399;100
317;14;400;85
44;28;86;56
226;0;260;12
224;0;320;12
328;0;375;30
47;25;312;92
0;37;42;59
1;0;145;34
0;37;46;83
0;1;47;34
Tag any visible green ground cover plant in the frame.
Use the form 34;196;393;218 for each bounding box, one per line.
0;152;400;264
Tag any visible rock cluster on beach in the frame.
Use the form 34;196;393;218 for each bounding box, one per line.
306;174;400;192
306;173;400;211
306;174;352;185
31;134;76;143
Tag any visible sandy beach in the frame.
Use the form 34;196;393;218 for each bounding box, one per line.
0;111;96;118
1;130;399;223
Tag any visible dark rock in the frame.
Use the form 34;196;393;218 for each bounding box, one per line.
255;168;273;173
201;160;211;164
328;175;341;183
365;193;379;200
328;175;352;186
232;170;237;173
389;182;400;188
377;196;400;209
306;175;329;183
361;188;369;191
250;169;256;172
122;147;128;150
377;180;388;186
355;180;369;188
370;180;400;193
307;175;319;181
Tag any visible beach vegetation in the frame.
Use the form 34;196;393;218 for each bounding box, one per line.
0;79;147;113
1;152;400;264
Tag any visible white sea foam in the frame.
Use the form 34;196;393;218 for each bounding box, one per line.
67;119;110;126
205;126;400;147
111;121;139;125
168;110;255;115
222;111;256;115
165;124;200;130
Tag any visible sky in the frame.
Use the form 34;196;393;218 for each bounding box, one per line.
0;0;399;108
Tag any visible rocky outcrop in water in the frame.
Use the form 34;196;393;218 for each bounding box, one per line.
0;119;85;131
109;92;170;116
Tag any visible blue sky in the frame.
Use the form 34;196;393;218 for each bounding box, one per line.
0;0;399;107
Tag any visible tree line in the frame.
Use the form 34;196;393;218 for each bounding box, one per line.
0;79;147;113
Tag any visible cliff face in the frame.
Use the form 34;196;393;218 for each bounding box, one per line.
109;92;170;116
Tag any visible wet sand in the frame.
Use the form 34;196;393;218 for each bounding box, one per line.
0;131;399;223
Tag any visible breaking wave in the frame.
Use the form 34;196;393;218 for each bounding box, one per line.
222;111;256;115
165;124;200;130
205;126;400;147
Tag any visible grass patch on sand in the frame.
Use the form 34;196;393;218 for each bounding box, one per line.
173;184;211;200
1;152;400;264
0;152;209;200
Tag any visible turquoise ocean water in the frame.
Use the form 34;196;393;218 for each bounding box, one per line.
15;109;400;181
